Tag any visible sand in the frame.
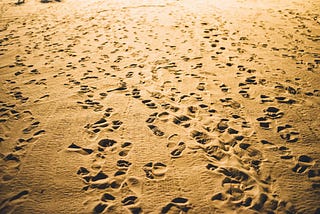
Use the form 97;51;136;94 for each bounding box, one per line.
0;0;319;213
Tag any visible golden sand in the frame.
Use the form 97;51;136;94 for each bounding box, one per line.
0;0;319;213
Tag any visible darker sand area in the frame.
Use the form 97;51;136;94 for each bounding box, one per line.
0;0;319;213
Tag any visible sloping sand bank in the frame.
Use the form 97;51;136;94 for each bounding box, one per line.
0;0;319;213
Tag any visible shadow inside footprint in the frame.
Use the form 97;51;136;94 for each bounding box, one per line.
93;203;107;214
67;143;93;155
143;162;167;180
292;155;314;174
98;139;117;147
161;197;190;213
148;125;164;136
265;106;284;119
170;142;186;158
191;130;211;144
92;171;108;182
122;196;138;206
101;193;115;202
211;192;227;201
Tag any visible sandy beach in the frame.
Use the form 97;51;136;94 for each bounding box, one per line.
0;0;319;213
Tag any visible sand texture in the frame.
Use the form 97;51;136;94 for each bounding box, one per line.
0;0;319;213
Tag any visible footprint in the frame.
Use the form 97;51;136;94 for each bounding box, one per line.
148;125;164;136
107;81;127;92
111;120;123;130
292;155;314;174
172;115;191;128
104;108;114;117
8;190;29;201
78;99;103;111
211;192;227;201
245;76;257;85
206;163;218;171
34;94;49;103
122;176;143;195
128;207;142;214
228;128;239;135
308;169;320;179
142;100;157;109
101;193;116;202
146;112;158;123
191;130;211;144
114;170;126;177
187;106;198;117
3;153;21;172
87;118;122;133
239;89;250;98
260;94;274;103
122;196;138;206
308;168;320;189
92;118;109;129
277;125;299;142
10;90;29;103
170;142;186;158
98;138;117;148
22;121;40;134
93;203;107;214
0;190;29;213
161;197;190;213
33;129;45;136
196;82;205;91
276;146;294;160
3;150;20;161
264;107;284;119
238;82;251;98
92;171;108;182
250;193;269;211
132;89;141;99
143;162;167;180
220;83;229;92
77;167;90;176
76;166;109;189
118;142;132;157
256;117;271;130
217;119;229;133
158;112;170;122
213;165;276;210
97;191;141;213
67;143;93;155
126;71;134;78
192;63;202;69
161;103;179;112
203;145;227;161
220;97;241;109
117;159;132;169
218;167;249;185
275;96;296;104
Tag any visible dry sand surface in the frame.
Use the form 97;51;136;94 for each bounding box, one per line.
0;0;319;213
